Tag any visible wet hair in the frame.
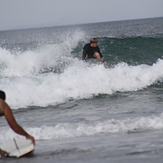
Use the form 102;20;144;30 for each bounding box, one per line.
0;90;6;100
90;38;98;44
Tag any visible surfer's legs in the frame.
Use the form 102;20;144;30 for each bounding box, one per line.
94;52;101;64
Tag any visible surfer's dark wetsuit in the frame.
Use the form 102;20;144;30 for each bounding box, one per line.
82;43;103;61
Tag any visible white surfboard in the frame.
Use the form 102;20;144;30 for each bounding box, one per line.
0;138;35;158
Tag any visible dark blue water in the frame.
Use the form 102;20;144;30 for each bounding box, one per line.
0;17;163;163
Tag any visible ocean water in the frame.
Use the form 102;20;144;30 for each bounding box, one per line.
0;17;163;163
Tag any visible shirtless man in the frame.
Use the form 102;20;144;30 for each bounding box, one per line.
82;38;106;64
0;90;35;157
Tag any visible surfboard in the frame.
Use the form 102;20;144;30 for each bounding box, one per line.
0;138;35;158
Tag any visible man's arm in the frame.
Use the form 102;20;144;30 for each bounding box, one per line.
82;48;87;61
0;99;35;145
82;44;89;61
0;148;9;157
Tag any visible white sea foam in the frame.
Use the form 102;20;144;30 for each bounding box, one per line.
1;113;163;143
1;58;163;109
0;30;85;77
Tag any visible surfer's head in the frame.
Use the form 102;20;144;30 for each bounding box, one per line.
0;90;6;100
90;38;98;44
90;38;98;47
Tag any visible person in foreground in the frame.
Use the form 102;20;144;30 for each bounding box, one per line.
82;38;107;64
0;90;35;157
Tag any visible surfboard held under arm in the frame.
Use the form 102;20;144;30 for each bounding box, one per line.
0;138;35;158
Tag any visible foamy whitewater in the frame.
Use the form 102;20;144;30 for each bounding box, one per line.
0;17;163;163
